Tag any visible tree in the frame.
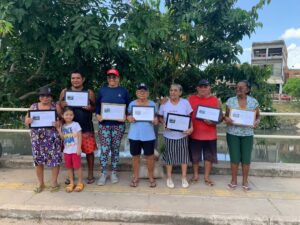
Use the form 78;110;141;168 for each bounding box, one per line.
283;78;300;100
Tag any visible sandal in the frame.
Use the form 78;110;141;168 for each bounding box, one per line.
74;183;84;192
242;185;251;191
227;183;237;190
65;184;75;193
65;178;70;185
204;179;214;187
189;177;199;184
33;185;45;193
130;178;139;188
87;177;95;184
149;179;156;188
50;184;60;192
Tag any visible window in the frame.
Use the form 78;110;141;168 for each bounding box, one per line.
253;49;266;57
268;48;282;57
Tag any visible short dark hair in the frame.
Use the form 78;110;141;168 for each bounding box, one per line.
62;106;74;114
70;69;85;78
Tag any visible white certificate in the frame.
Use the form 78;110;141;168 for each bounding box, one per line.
101;103;126;121
29;110;56;128
132;106;155;122
196;105;221;123
65;91;89;107
229;108;256;127
166;113;191;132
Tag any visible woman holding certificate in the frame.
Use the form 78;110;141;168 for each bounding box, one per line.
158;84;193;189
58;70;97;185
24;87;62;193
95;68;130;186
224;80;260;191
127;83;158;188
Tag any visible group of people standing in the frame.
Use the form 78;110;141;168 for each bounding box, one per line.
25;68;260;193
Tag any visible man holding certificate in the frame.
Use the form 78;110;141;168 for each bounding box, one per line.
58;70;97;185
158;84;193;189
224;80;260;191
188;79;222;186
127;83;158;188
95;68;130;186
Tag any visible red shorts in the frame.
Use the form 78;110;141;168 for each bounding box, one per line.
64;153;81;169
81;132;97;154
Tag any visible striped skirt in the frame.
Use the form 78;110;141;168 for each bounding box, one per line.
162;136;190;165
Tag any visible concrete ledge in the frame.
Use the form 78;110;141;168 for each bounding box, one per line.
0;205;300;225
1;155;300;177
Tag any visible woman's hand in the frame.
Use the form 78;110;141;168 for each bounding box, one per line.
127;115;135;123
253;119;260;129
59;100;68;108
183;127;193;135
223;116;233;125
24;117;33;126
96;114;103;122
152;117;158;125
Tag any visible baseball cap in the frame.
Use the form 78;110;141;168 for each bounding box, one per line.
38;87;52;96
137;83;148;91
106;68;120;77
197;79;210;86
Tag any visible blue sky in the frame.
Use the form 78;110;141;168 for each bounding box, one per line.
236;0;300;68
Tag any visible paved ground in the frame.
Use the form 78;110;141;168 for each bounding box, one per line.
1;167;300;225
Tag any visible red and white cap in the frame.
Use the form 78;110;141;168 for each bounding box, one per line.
106;68;120;76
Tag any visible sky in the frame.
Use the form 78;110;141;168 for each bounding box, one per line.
236;0;300;69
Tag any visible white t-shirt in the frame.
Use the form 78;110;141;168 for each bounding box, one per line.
62;121;82;154
158;98;193;140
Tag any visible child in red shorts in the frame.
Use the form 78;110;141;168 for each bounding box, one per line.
57;107;84;192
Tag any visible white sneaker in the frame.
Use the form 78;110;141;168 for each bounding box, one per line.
166;178;175;189
97;173;107;186
111;172;119;184
182;178;189;188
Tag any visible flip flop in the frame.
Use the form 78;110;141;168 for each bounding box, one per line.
33;185;45;193
87;177;95;184
242;185;251;191
149;179;157;188
50;184;60;192
227;183;237;190
65;178;70;185
204;179;214;187
189;177;199;184
130;178;139;188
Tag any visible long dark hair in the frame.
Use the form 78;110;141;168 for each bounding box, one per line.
238;80;251;95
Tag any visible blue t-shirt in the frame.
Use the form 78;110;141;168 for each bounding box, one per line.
96;85;130;126
127;100;157;141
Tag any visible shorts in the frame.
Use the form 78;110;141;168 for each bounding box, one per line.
81;132;97;154
64;153;81;169
129;139;155;156
226;133;253;164
189;138;218;164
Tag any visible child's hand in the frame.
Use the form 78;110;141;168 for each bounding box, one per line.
77;149;82;156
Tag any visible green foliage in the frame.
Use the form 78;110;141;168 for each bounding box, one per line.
283;78;300;100
0;0;272;127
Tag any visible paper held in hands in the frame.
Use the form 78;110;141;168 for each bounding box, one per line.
166;113;191;132
195;105;222;123
229;108;256;127
29;110;56;128
101;103;126;121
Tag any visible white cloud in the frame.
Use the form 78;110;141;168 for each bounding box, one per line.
287;43;297;50
288;44;300;69
281;28;300;39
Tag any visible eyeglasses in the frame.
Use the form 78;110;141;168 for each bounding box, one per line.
198;85;209;88
107;75;118;80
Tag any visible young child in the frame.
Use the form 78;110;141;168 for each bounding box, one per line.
57;107;84;192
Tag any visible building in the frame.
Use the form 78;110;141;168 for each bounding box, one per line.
251;40;288;94
288;69;300;79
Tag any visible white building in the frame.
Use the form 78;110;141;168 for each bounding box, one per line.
251;40;288;94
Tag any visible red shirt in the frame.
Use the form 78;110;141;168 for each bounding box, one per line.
189;95;219;140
